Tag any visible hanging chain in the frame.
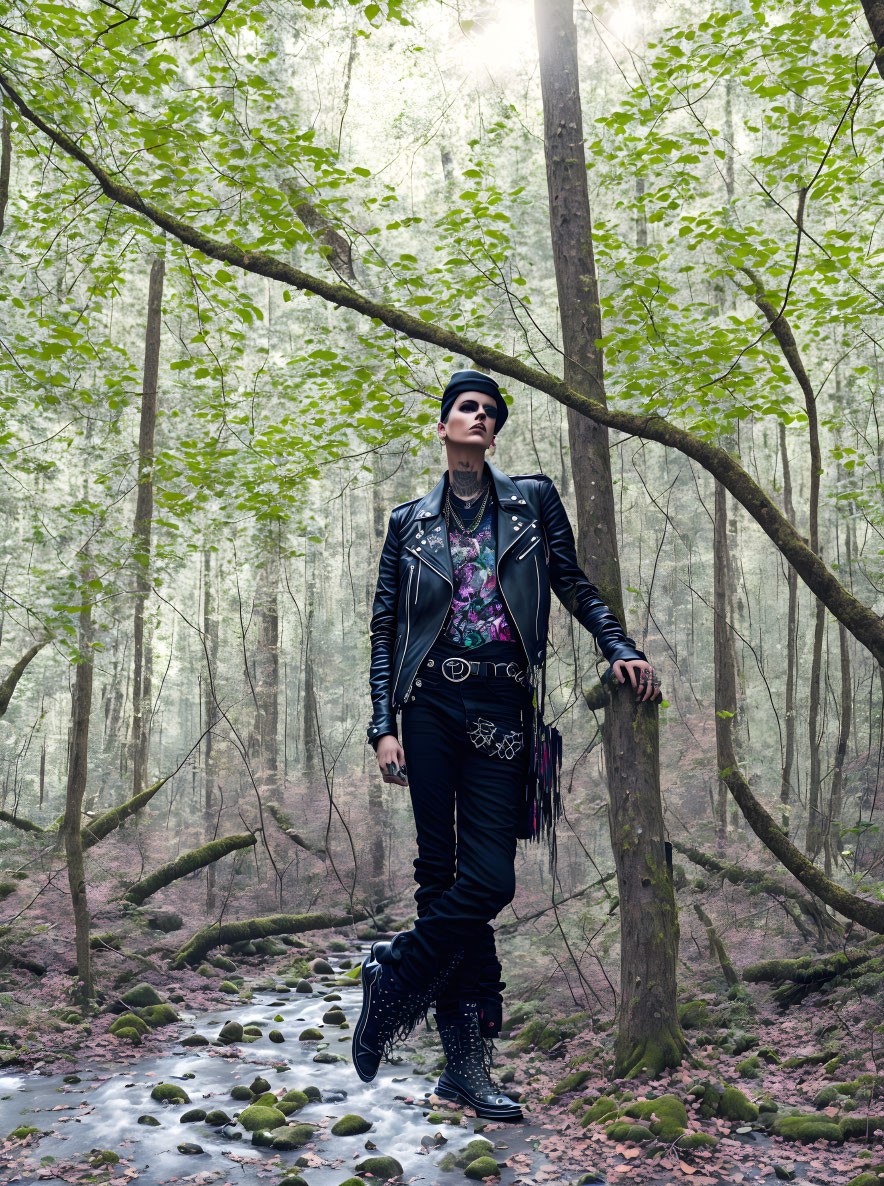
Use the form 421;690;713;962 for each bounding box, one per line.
444;483;490;534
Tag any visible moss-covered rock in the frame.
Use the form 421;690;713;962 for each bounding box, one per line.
551;1070;592;1096
89;1150;120;1166
247;1076;270;1095
814;1085;840;1108
302;1085;322;1102
836;1075;882;1099
270;1124;316;1150
323;1008;347;1025
770;1114;843;1143
269;1029;285;1042
310;958;334;974
278;1177;309;1186
437;1152;459;1171
623;1095;688;1140
331;1113;372;1135
464;1157;501;1180
237;1105;286;1132
278;1091;309;1116
846;1175;884;1186
109;1012;150;1036
243;1024;263;1036
295;979;313;993
210;954;237;972
137;1115;160;1126
181;1033;209;1047
353;1155;405;1180
735;1056;762;1080
138;1003;180;1028
197;964;217;978
230;1084;252;1101
112;1025;142;1044
121;983;163;1008
678;1000;711;1029
252;1092;279;1108
219;981;239;994
840;1116;884;1140
677;1132;718;1149
298;1027;324;1041
509;1017;566;1053
8;1126;41;1139
718;1086;758;1122
204;1110;231;1126
151;1083;191;1104
218;1021;243;1044
180;1109;207;1123
454;1139;494;1168
427;1111;464;1124
606;1122;654;1142
580;1096;619;1126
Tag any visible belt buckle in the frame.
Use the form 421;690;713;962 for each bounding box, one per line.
441;657;471;683
505;663;517;678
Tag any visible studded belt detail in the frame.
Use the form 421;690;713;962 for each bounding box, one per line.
437;656;529;686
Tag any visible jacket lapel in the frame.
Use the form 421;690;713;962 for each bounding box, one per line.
410;473;453;585
488;461;534;563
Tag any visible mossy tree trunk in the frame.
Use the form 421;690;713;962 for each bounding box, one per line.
123;832;257;905
64;571;95;1005
170;909;370;968
253;534;280;797
534;0;685;1077
80;774;170;850
130;254;163;799
714;480;740;849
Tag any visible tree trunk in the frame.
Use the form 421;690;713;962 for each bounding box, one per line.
0;101;10;237
202;546;220;912
778;424;799;833
302;607;319;775
535;0;684;1077
714;481;740;850
824;622;852;876
64;574;95;1005
131;254;164;798
254;538;280;794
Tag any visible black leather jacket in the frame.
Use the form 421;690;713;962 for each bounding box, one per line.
366;462;647;747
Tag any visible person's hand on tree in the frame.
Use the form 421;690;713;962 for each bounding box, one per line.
612;658;663;702
375;734;408;785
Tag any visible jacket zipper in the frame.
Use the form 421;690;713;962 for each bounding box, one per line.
534;553;541;639
517;537;541;561
400;554;453;704
415;562;421;603
393;566;414;700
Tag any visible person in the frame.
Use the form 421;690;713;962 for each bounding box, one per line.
352;370;661;1120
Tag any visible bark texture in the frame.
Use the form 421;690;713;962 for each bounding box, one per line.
2;71;880;665
535;0;684;1078
0;639;50;718
63;584;95;1004
123;833;257;905
131;255;164;797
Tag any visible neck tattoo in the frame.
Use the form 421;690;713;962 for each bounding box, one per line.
450;468;487;506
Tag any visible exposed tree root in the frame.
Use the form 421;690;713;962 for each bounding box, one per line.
123;833;257;905
169;910;370;968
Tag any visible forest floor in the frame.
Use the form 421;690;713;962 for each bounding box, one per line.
0;899;882;1186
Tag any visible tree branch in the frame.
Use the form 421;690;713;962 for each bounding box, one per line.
0;73;881;664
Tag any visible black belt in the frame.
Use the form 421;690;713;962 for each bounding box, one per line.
431;655;529;686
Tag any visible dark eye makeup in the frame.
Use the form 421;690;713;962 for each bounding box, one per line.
458;399;498;417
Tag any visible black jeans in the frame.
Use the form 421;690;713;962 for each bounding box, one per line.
398;653;531;1034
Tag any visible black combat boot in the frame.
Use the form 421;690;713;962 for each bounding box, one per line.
434;999;523;1121
352;941;463;1083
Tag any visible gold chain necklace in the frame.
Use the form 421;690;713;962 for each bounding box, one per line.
444;484;490;534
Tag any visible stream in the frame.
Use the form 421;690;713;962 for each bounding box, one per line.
0;944;558;1186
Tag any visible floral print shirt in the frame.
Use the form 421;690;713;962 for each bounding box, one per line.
442;493;515;649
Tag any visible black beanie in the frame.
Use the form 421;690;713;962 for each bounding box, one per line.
440;370;508;431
